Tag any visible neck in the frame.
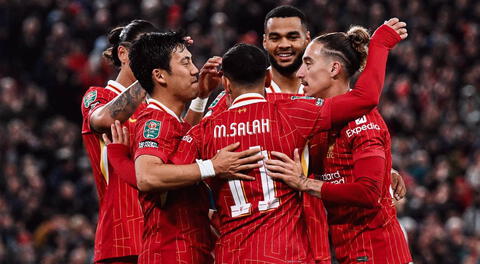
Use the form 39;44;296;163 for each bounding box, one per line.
150;87;185;118
231;85;265;102
115;68;137;88
322;79;350;99
271;67;302;93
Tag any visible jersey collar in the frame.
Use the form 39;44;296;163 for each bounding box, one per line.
147;97;183;122
105;80;128;95
229;93;267;109
265;68;304;94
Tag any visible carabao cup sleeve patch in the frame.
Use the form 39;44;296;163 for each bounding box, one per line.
143;120;161;139
83;90;97;108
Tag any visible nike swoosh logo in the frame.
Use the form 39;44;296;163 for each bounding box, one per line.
129;118;137;123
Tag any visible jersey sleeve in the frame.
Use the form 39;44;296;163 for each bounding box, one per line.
170;125;202;165
204;91;229;118
133;113;179;163
81;87;115;134
107;143;137;188
277;97;332;139
321;156;385;208
343;112;386;163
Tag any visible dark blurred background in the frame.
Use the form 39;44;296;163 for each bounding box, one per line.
0;0;479;263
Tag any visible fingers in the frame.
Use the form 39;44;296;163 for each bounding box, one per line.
122;126;130;146
264;164;287;174
384;17;400;27
270;151;293;163
293;148;300;164
266;171;287;181
231;173;256;181
102;133;111;144
264;159;288;168
201;57;222;72
237;147;261;158
238;153;263;164
394;185;406;201
114;120;123;141
235;163;261;171
384;17;408;40
184;36;194;46
111;123;118;143
221;142;240;151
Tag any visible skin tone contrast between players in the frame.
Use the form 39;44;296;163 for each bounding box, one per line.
82;5;412;264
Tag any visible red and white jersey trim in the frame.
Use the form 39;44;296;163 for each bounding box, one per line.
146;97;183;122
228;93;267;109
265;79;305;94
106;80;128;95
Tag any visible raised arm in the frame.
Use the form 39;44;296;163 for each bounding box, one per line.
90;81;146;133
329;18;406;126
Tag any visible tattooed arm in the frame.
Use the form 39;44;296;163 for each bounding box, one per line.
90;81;146;133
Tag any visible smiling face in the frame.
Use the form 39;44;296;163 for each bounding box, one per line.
263;17;310;76
296;42;335;98
164;46;199;101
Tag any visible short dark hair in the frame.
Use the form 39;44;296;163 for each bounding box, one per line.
103;20;158;67
129;31;186;94
222;43;269;86
264;5;307;31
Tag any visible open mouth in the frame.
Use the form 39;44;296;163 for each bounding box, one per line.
275;52;295;62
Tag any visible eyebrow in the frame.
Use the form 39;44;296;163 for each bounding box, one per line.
303;56;313;62
268;31;301;36
180;56;191;63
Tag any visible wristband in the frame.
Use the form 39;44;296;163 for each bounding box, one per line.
196;159;216;180
189;97;209;112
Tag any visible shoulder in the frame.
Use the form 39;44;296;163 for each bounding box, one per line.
81;86;116;110
343;109;386;139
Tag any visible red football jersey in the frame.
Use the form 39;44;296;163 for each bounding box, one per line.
132;98;213;264
172;93;338;263
206;86;331;263
81;80;144;262
314;109;412;264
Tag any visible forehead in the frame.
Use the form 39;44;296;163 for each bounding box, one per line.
171;45;191;61
304;42;324;59
265;17;305;34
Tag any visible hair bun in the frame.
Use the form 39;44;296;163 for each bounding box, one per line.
346;26;370;71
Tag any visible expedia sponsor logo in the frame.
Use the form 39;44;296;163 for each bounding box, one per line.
346;122;380;137
320;170;344;184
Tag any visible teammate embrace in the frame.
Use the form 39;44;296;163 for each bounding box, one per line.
82;5;412;264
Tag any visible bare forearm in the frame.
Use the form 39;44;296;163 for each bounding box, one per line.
136;163;201;192
302;178;325;199
107;82;146;122
91;82;146;133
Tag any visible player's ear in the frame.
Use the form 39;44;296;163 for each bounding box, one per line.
330;61;342;79
262;34;267;49
305;31;311;43
222;76;231;94
118;45;129;65
264;70;272;88
152;68;167;86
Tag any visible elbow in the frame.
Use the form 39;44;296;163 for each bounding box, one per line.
136;173;155;192
366;96;379;110
359;188;382;208
136;172;170;192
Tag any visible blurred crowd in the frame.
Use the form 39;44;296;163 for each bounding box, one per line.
0;0;479;263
